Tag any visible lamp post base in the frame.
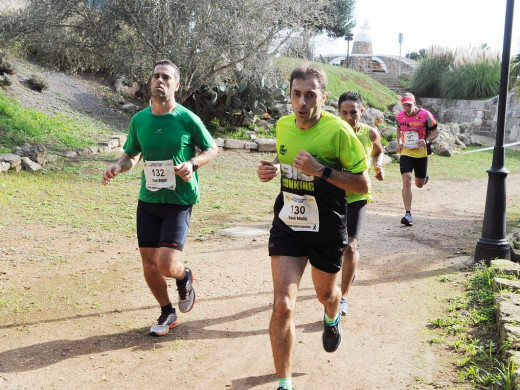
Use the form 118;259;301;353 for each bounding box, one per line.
474;237;511;265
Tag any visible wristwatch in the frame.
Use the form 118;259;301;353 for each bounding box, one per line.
320;165;332;181
189;159;199;172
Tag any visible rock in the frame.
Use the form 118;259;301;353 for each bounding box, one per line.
493;277;520;293
121;103;136;112
362;108;384;126
224;139;247;149
272;103;293;117
45;154;58;162
75;147;92;156
110;135;127;147
436;141;455;157
257;120;271;131
62;150;78;158
0;153;21;168
12;143;46;165
323;106;338;116
99;139;119;149
214;138;225;148
0;161;10;172
21;157;42;172
255;138;277;152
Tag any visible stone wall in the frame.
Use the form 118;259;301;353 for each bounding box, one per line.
419;89;520;142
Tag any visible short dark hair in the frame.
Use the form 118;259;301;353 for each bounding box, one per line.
338;91;363;109
153;59;180;81
290;64;328;94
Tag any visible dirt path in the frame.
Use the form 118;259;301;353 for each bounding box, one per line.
2;172;519;390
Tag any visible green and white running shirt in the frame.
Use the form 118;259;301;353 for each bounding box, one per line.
346;123;373;204
275;111;367;232
123;104;214;205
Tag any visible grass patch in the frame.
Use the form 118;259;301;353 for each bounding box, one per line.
274;57;397;112
0;89;114;151
429;265;517;388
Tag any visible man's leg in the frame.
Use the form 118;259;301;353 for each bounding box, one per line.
140;247;172;307
401;172;413;212
270;255;307;381
341;237;358;297
312;267;341;320
141;247;190;308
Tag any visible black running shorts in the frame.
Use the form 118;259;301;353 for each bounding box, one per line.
268;213;347;274
136;200;192;250
346;200;367;239
399;155;428;179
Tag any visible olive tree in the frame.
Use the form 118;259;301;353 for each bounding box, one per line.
0;0;354;103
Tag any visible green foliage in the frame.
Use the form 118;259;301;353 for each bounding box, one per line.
26;73;49;92
275;57;397;111
429;264;518;389
0;89;112;149
0;0;343;104
0;59;16;75
190;76;288;125
410;45;501;99
0;74;12;86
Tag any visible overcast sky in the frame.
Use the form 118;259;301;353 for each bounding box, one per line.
314;0;520;58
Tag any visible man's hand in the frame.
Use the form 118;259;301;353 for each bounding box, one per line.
293;150;323;177
102;164;121;186
257;160;279;182
174;161;194;182
374;165;384;181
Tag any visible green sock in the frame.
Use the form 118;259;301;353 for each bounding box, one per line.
324;311;339;325
278;377;292;389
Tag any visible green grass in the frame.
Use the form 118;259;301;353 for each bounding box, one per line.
429;265;517;389
0;89;114;151
274;57;397;112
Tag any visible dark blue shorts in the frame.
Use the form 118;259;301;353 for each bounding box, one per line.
136;200;192;250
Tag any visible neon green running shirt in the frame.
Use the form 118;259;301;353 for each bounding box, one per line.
346;123;373;204
123;104;214;205
275;111;367;232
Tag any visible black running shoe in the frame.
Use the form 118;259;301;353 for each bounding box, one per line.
401;212;413;226
177;268;195;313
322;314;342;352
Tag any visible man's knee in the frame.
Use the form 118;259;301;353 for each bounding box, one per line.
402;173;412;187
272;295;295;321
344;242;357;258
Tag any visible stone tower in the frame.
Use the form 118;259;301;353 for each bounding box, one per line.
352;21;373;55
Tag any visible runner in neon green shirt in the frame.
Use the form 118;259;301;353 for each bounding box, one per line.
257;64;369;390
338;91;385;316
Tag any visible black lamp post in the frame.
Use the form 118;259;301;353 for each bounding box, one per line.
474;0;515;264
344;33;354;68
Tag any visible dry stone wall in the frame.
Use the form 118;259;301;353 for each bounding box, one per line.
419;89;520;142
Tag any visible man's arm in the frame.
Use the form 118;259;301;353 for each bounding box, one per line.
174;142;219;182
369;127;384;181
293;150;369;194
395;124;402;153
102;152;140;185
257;155;280;183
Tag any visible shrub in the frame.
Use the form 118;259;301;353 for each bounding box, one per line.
26;74;49;92
441;62;500;100
0;74;13;87
410;46;454;98
0;59;16;75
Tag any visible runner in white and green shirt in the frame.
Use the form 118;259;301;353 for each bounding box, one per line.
338;91;385;316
